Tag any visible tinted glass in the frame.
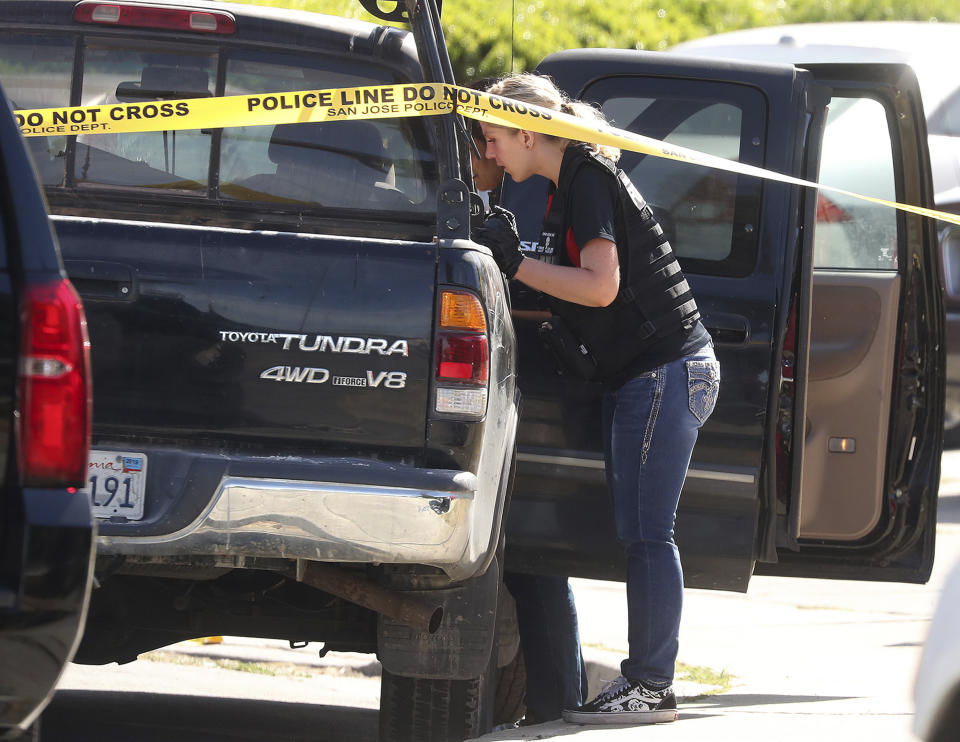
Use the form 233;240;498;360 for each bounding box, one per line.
814;96;898;270
584;77;765;277
76;40;215;191
0;30;438;226
218;50;436;213
0;35;73;185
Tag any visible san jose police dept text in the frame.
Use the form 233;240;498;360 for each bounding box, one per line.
244;85;555;121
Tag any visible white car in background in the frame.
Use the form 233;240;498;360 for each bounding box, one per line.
672;22;960;210
671;21;960;438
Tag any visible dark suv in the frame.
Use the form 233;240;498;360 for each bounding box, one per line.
0;79;94;739
0;1;946;740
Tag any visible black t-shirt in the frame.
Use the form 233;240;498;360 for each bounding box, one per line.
566;165;618;254
550;147;710;386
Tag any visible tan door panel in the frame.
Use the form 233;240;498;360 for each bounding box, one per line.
799;271;900;540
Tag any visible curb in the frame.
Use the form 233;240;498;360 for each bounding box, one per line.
158;638;720;701
152;638;381;678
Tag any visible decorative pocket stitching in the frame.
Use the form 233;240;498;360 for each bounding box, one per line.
686;360;720;424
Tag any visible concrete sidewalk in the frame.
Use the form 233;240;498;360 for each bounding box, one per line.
471;452;960;741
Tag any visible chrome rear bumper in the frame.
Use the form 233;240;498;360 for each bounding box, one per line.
98;472;478;579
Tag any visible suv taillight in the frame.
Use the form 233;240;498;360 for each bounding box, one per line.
73;2;236;34
435;290;488;417
17;279;92;487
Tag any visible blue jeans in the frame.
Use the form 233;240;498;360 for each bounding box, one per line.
503;572;588;722
602;344;720;688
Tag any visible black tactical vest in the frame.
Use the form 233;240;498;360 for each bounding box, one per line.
539;145;700;378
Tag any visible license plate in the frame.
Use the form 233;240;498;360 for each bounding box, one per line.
80;450;147;521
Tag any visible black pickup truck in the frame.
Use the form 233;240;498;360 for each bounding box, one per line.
0;1;945;740
0;77;94;739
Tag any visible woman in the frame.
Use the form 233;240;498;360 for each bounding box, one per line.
468;78;590;727
472;73;720;725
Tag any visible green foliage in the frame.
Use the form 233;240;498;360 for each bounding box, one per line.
227;0;960;80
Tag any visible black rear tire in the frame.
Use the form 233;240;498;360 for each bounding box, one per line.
378;664;496;742
378;622;527;740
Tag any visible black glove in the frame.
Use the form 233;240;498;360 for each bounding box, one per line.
489;205;518;232
471;205;524;279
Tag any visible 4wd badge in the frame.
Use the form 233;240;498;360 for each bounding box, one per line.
260;366;406;389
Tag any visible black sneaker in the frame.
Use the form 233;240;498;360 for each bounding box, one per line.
562;675;678;725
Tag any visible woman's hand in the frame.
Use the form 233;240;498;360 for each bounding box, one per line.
472;206;525;279
472;205;620;307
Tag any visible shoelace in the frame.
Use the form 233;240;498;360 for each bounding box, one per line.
595;675;631;702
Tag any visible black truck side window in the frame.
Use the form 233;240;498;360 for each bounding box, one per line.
583;77;766;277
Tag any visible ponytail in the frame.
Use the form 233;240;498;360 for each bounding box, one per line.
559;99;620;162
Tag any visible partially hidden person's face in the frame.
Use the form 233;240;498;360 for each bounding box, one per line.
470;135;504;192
481;124;535;182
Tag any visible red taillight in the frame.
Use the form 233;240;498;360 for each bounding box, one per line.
435;290;489;417
437;333;488;384
17;279;92;487
73;2;236;34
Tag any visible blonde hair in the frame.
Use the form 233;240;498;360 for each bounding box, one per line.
486;73;620;162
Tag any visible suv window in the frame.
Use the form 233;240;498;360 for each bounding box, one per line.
0;32;438;222
583;77;765;277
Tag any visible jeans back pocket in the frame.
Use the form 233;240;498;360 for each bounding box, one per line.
686;359;720;424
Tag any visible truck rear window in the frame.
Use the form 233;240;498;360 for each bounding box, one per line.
0;35;73;186
0;32;438;221
76;39;215;192
218;50;432;211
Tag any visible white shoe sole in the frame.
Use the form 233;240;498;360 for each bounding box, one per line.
562;708;679;725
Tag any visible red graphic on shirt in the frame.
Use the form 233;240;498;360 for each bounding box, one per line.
545;194;580;267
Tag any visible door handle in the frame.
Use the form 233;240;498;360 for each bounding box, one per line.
65;260;136;301
703;312;749;347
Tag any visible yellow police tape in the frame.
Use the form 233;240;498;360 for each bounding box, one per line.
14;81;960;228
